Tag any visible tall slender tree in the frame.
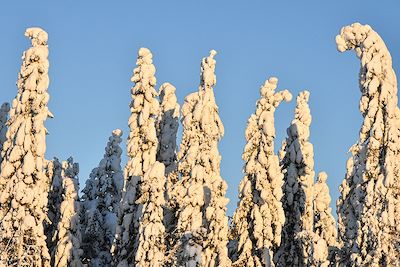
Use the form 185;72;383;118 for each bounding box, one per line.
231;77;292;267
275;91;315;266
336;22;400;266
157;82;180;257
45;158;63;254
173;50;231;267
51;158;83;267
313;172;337;266
0;27;52;267
81;129;124;266
0;102;10;170
113;48;166;267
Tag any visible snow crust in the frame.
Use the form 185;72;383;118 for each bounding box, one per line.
0;27;52;267
173;50;231;267
81;129;123;266
231;77;292;267
336;23;400;266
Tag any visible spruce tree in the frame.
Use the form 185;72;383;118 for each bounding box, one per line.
173;50;231;267
45;158;63;254
51;158;83;267
336;22;400;266
81;129;123;266
313;172;337;266
113;48;166;267
0;27;52;267
157;82;180;257
231;77;292;267
275;91;315;266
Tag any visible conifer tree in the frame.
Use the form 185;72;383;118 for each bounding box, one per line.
336;22;400;266
275;91;315;266
313;172;337;267
157;82;180;256
113;48;166;267
51;158;83;267
81;129;123;266
231;77;292;267
0;27;52;267
45;158;63;253
173;50;231;266
0;102;10;170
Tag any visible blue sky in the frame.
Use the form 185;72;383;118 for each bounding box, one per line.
1;1;399;215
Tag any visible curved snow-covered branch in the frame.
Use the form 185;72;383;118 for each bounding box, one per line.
231;77;292;267
336;22;400;266
174;50;231;267
0;27;52;267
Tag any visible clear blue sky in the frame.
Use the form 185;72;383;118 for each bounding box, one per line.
1;1;399;216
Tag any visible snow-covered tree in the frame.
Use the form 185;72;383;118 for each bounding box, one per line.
113;48;166;267
134;160;166;266
0;27;52;267
231;77;292;267
157;82;180;179
81;129;124;266
275;91;315;266
45;158;63;253
0;102;10;170
336;22;400;266
173;50;231;266
313;172;338;267
51;157;83;267
157;82;180;255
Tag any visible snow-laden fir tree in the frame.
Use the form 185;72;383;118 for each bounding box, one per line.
172;50;231;267
0;102;10;170
231;77;292;267
0;27;52;267
51;158;83;267
313;172;338;267
275;91;315;266
157;82;180;179
336;22;400;266
113;48;166;267
157;82;180;255
45;158;62;253
81;129;124;266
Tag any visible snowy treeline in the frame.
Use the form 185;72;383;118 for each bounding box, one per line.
1;22;400;267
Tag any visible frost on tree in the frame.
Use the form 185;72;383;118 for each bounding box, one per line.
157;82;180;253
81;129;123;267
51;158;83;267
275;91;315;266
336;22;400;266
173;50;231;267
231;77;292;267
0;27;53;267
313;172;338;266
113;48;166;267
0;102;10;171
